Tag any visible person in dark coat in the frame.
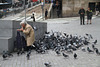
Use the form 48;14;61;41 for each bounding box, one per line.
86;8;93;24
45;9;48;20
78;8;85;25
31;12;35;22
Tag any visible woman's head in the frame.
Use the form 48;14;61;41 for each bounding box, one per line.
88;7;90;10
20;20;27;27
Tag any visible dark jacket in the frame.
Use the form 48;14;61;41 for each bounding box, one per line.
45;10;48;17
78;9;85;16
14;31;26;49
86;10;93;17
31;14;35;22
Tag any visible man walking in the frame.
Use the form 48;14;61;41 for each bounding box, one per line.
31;11;36;22
45;9;48;20
78;8;85;25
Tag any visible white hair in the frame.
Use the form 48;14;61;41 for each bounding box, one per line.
20;20;27;25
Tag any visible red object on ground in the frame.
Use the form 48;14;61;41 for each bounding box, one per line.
32;0;38;2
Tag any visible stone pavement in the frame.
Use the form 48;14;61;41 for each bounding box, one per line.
0;16;100;67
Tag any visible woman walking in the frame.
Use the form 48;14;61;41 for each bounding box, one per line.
86;8;93;24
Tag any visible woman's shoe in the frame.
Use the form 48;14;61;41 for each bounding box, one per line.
87;23;88;24
90;23;92;24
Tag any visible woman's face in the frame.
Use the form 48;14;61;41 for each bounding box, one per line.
88;8;90;10
21;24;26;28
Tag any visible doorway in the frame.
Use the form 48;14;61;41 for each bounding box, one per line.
89;2;95;12
51;0;62;18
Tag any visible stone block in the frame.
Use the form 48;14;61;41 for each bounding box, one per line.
0;20;12;29
0;29;13;37
0;37;13;53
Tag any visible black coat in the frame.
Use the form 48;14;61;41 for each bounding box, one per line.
14;31;26;50
31;14;35;22
78;9;85;16
45;10;48;17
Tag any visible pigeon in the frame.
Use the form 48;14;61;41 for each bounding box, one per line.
2;51;13;60
81;47;86;52
92;45;97;50
62;53;69;58
90;34;93;39
85;34;93;39
63;33;67;36
2;54;7;60
17;50;20;56
93;40;97;44
95;49;100;55
67;49;73;53
87;47;94;53
83;40;90;45
45;32;50;34
44;62;51;67
71;47;77;51
85;33;89;36
2;51;8;60
74;53;77;59
56;51;60;55
6;51;13;57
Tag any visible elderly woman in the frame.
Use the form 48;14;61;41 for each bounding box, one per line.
17;20;35;52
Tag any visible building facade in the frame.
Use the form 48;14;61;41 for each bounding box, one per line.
62;0;100;17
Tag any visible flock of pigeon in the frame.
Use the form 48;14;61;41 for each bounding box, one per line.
2;31;100;67
34;31;98;54
34;31;99;67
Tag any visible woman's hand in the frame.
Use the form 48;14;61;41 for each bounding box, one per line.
17;28;24;32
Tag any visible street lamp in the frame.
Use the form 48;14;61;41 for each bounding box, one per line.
24;0;27;21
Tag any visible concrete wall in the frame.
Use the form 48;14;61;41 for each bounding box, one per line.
0;20;47;53
62;0;100;17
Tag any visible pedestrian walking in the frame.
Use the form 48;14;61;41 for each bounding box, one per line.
17;20;35;53
78;8;85;25
95;3;99;16
86;8;93;24
31;12;36;22
45;9;48;20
